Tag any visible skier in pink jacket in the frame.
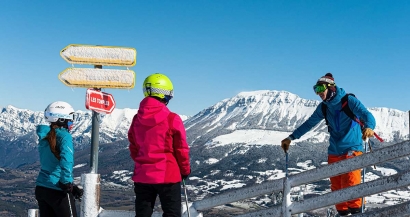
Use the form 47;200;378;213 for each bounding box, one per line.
128;73;191;217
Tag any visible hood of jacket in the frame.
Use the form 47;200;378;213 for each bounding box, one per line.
137;97;170;127
323;86;346;108
36;125;50;141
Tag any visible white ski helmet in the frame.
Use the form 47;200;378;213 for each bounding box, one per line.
44;101;75;123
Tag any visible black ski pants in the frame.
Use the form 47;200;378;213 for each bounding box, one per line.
35;185;77;217
134;182;181;217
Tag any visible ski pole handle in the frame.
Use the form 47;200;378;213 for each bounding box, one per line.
356;118;384;142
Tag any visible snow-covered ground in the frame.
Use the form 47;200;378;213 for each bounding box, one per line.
102;160;410;211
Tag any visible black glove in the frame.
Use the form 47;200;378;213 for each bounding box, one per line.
182;174;189;180
58;182;73;194
72;185;84;201
181;169;191;181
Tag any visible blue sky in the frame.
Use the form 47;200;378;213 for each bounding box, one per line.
1;1;409;116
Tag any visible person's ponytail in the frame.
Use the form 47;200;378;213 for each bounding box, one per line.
45;124;61;160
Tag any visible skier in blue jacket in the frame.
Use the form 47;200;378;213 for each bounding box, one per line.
35;101;82;217
281;73;376;216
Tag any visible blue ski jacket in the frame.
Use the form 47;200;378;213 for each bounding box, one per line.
291;86;376;155
36;125;74;190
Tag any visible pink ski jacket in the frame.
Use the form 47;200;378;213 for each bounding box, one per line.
128;97;191;184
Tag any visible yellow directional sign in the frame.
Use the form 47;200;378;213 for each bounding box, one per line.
60;44;137;66
58;68;135;89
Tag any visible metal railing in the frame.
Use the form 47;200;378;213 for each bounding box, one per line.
192;140;410;216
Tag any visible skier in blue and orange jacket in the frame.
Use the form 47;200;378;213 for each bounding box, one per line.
281;73;376;216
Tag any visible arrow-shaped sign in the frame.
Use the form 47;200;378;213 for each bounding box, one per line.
85;89;116;114
60;44;137;66
58;68;135;89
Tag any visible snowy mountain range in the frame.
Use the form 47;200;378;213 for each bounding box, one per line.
0;90;408;168
185;90;408;146
0;90;409;166
0;105;189;167
1;90;409;215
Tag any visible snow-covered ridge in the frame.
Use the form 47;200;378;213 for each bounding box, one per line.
0;90;408;148
185;90;409;145
0;105;188;147
179;115;190;122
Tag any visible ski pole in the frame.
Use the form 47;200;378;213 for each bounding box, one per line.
182;180;191;217
67;193;74;217
368;139;377;169
285;152;289;178
361;139;369;213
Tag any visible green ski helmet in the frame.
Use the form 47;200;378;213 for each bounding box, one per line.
143;73;174;103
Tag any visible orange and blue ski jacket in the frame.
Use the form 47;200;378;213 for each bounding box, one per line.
291;86;376;155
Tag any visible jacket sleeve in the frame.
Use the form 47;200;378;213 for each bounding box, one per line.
58;134;74;184
291;103;325;139
171;115;191;175
348;96;376;129
128;115;139;160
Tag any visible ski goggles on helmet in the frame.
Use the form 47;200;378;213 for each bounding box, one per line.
313;84;328;94
66;113;75;131
67;121;74;131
